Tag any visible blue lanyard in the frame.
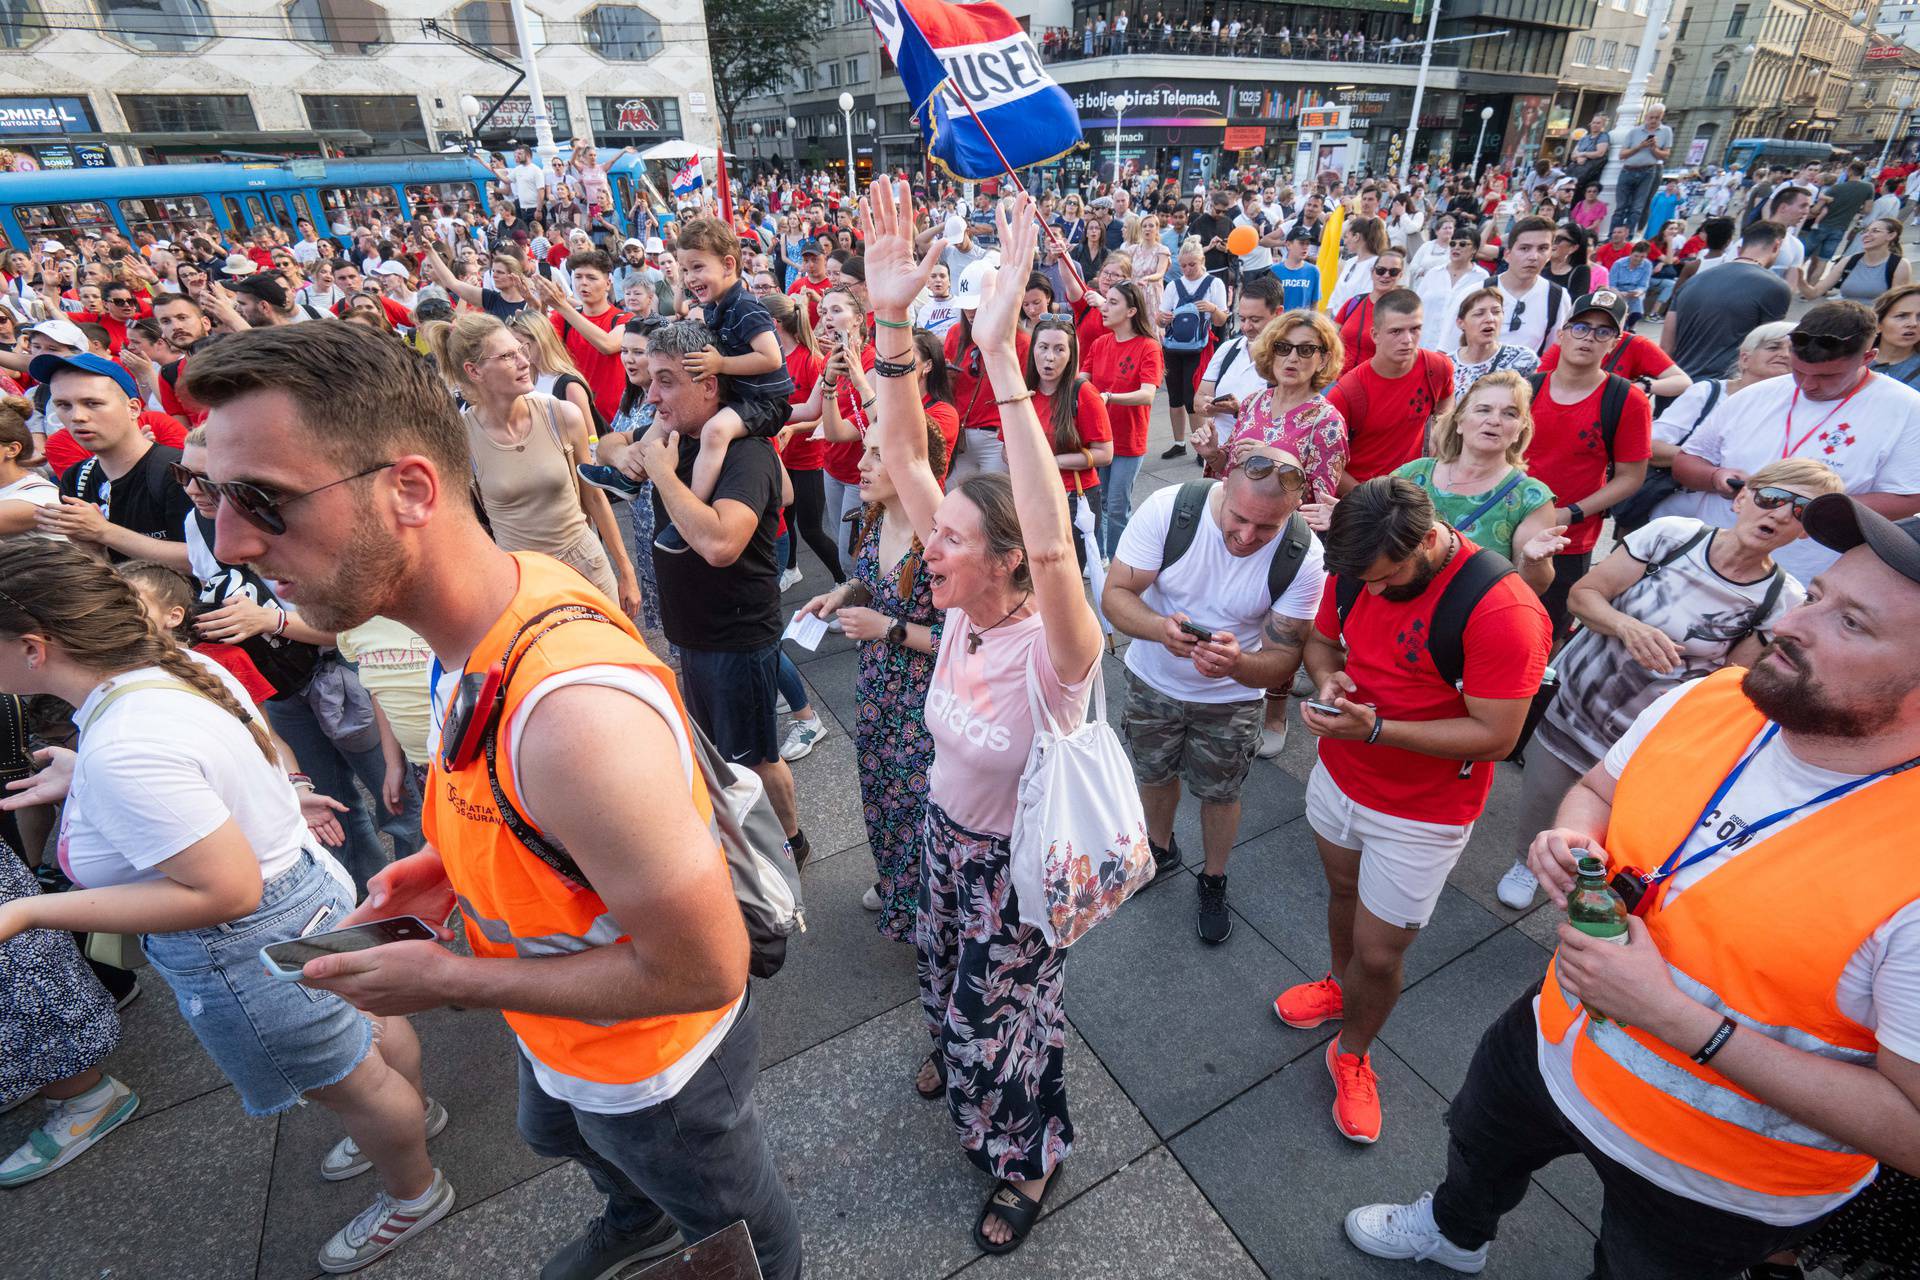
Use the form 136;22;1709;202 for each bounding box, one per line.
1654;723;1911;884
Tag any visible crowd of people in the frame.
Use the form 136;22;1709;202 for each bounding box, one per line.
2;133;1920;1280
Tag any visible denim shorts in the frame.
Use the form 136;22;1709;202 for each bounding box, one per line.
141;852;373;1116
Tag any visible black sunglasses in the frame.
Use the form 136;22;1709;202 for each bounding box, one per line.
1268;340;1325;358
1750;485;1814;519
1373;265;1402;277
199;462;395;535
1508;299;1527;331
1239;455;1307;490
166;461;208;489
1787;330;1866;361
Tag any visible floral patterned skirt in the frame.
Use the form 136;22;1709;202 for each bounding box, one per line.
915;801;1072;1182
0;841;120;1106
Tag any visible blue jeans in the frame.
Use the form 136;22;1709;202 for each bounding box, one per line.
1612;166;1659;235
1095;452;1145;560
515;992;802;1280
264;697;419;895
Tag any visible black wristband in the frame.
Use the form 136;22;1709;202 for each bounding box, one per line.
873;354;915;378
1366;716;1385;745
1691;1016;1737;1065
1565;501;1586;526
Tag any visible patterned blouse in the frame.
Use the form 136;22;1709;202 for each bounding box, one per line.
1451;343;1540;399
1226;389;1349;499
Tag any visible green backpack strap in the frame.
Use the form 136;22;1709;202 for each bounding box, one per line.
1160;479;1217;571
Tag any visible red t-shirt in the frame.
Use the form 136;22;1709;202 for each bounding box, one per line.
551;306;630;422
1523;374;1653;555
1081;332;1163;457
1029;379;1110;493
1337;294;1377;367
944;327;1032;434
787;274;829;326
1538;332;1675;383
1072;294;1108;351
1593;242;1633;271
778;345;827;471
925;398;961;465
158;356;203;425
44;412;187;476
196;641;277;703
825;343;876;485
1314;537;1551;825
69;302;150;355
1325;350;1454;484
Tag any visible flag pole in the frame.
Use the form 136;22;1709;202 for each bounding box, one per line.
939;82;1088;295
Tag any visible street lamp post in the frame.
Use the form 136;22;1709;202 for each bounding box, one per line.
1879;94;1916;170
839;91;856;190
458;94;481;152
1112;92;1130;188
1471;105;1494;179
786;115;797;174
506;0;556;159
1594;0;1674;227
1399;0;1443;182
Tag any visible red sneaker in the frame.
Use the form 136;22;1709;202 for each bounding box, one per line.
1273;973;1344;1028
1326;1035;1382;1144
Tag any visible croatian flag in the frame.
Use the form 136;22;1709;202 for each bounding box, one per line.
865;0;1082;180
671;158;703;198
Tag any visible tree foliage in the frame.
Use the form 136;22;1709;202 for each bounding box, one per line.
704;0;831;148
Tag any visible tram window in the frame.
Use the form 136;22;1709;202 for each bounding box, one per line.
117;194;214;244
320;185;399;228
222;195;246;231
15;201;115;247
616;175;634;211
243;195;268;228
410;180;481;220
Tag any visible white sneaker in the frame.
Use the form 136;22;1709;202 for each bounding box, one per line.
0;1076;139;1187
320;1097;450;1181
779;717;827;761
779;567;804;591
1344;1192;1488;1274
1495;859;1539;911
1256;719;1288;759
317;1170;455;1274
862;884;882;911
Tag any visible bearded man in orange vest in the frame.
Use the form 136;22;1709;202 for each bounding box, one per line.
1343;492;1920;1278
189;322;802;1280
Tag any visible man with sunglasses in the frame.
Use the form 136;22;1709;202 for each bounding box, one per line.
1673;300;1920;585
1104;444;1327;944
33;352;192;571
188;321;804;1280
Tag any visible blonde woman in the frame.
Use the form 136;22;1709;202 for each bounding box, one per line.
1392;370;1565;594
429;313;641;615
507;308;601;435
1126;213;1171;285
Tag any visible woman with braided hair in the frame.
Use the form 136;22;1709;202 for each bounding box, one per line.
0;540;451;1275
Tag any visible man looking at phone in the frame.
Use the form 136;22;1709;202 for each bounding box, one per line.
189;321;803;1280
1345;494;1920;1277
1282;477;1549;1144
1103;444;1327;943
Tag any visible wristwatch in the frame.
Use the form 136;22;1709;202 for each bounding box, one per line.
1565;501;1586;526
886;620;907;646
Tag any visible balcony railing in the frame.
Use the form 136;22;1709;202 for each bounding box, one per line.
1035;26;1462;67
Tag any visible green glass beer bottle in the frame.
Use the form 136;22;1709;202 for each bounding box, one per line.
1567;852;1629;1025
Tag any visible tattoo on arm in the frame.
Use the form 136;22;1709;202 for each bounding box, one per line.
1263;613;1310;651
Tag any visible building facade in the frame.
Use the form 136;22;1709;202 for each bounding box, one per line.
0;0;719;171
740;0;1598;187
1544;0;1677;163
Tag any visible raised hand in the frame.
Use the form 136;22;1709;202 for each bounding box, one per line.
970;195;1039;356
859;177;943;315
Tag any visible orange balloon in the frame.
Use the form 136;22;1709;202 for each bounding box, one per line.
1225;224;1258;256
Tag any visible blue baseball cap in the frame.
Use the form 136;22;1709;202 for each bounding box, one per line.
27;352;138;400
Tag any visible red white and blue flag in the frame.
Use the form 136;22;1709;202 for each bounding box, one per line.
670;158;703;197
864;0;1082;179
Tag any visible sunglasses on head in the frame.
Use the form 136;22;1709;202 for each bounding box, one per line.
196;462;396;536
1786;330;1866;361
1239;455;1307;490
1749;485;1814;519
1268;340;1325;359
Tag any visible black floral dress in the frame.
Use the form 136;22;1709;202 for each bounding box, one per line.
0;839;120;1106
850;512;942;940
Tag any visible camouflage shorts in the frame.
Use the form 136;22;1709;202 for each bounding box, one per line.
1123;674;1263;803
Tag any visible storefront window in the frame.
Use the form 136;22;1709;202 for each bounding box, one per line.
119;94;258;133
302;94;430;152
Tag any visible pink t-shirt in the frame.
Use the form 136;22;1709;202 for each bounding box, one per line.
925;608;1094;838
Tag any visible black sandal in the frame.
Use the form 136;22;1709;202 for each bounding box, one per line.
914;1051;947;1100
971;1173;1059;1255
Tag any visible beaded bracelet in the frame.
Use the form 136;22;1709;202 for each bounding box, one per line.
995;390;1034;405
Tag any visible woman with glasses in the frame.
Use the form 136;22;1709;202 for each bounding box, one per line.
1449;287;1540;397
1335;246;1408;366
0;542;449;1271
1490;457;1841;911
1325;214;1389;316
428;313;639;615
507;309;601;439
1871;283;1920;390
1199;308;1348;504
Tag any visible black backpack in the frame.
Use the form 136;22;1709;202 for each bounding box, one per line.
1334;546;1514;690
1487;275;1565;355
1611;379;1722;536
1162;479;1311;607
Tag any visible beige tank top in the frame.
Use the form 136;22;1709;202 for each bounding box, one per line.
466;394;592;559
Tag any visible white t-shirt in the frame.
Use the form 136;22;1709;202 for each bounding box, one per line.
1678;371;1920;582
509;162;545;208
1326;254;1375;317
1748;228;1805;280
290;239;320;265
1201;335;1272;437
0;472;62;535
426;659;740;1113
1648;377;1735;523
915;294;961;337
1234;212;1273;272
1484;273;1564;357
59;656;312;891
1115;483;1327;704
1158;272;1226;321
1417;264;1481;351
1539;682;1920;1224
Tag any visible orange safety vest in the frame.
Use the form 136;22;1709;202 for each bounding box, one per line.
1539;667;1920;1201
424;553;734;1087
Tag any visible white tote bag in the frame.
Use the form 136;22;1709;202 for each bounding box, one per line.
1008;652;1155;947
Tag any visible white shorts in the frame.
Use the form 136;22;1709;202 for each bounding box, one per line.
1305;760;1474;930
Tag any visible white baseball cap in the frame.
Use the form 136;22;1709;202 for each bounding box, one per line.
644;236;666;254
953;253;1001;311
942;215;967;241
39;239;65;254
622;237;645;250
26;318;88;350
375;260;411;277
